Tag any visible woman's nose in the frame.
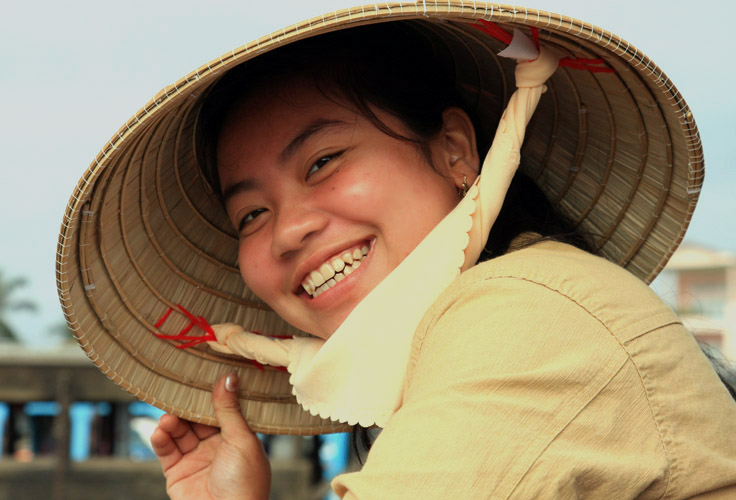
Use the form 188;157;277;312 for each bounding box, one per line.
270;205;329;259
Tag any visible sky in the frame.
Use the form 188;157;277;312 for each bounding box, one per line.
1;0;734;346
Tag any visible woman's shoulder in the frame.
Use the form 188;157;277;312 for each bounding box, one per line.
405;239;736;499
463;238;651;298
401;240;736;499
409;239;684;376
412;239;639;367
451;238;680;341
398;241;676;498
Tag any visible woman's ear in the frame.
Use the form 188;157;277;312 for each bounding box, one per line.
438;107;480;188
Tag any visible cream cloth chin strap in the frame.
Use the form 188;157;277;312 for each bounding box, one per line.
208;36;560;428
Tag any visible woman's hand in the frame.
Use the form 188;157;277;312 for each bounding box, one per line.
150;373;271;500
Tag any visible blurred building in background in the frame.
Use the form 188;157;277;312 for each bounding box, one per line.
0;344;169;500
0;344;350;500
653;243;736;364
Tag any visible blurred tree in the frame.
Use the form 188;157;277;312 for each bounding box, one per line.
0;270;38;341
48;320;78;345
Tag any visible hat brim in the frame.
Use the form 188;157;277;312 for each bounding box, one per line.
56;2;702;434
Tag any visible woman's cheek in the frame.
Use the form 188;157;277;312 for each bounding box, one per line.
330;169;389;213
324;170;371;214
238;237;271;299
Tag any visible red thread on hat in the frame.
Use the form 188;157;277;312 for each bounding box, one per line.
152;305;291;372
558;57;615;73
530;26;541;52
471;20;615;73
153;305;217;348
471;19;513;44
154;307;173;329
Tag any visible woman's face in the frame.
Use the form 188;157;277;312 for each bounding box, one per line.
217;80;478;339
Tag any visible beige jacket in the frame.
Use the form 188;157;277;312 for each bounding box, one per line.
333;240;736;499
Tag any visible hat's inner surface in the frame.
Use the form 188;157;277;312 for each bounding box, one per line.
59;9;700;431
91;16;691;392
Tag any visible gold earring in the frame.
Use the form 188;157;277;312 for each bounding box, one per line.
457;175;469;198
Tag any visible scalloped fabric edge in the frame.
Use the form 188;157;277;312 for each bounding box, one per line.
285;180;481;428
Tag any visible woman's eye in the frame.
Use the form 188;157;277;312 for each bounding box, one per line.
307;152;343;178
238;208;266;232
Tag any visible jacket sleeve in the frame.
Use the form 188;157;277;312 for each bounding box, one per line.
332;275;668;500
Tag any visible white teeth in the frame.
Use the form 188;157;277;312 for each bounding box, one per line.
301;243;372;297
301;276;316;295
332;258;345;272
311;270;326;287
320;263;335;280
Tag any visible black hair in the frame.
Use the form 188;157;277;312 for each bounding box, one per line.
194;22;736;462
198;22;479;201
197;22;592;252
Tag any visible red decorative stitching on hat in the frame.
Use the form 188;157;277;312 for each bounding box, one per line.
153;305;218;349
472;19;513;44
530;26;541;52
152;305;291;372
471;20;615;73
558;57;615;73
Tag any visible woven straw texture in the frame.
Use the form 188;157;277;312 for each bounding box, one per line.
56;2;702;435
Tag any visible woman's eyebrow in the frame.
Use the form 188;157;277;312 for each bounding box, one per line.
279;118;349;163
222;178;259;207
222;119;350;206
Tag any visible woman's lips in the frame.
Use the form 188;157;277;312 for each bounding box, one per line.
300;242;370;298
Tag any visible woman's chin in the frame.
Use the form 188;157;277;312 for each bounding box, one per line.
300;298;362;340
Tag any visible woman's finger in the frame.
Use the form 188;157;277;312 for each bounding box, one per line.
191;421;220;441
211;373;257;444
162;415;205;454
150;420;183;473
209;373;272;499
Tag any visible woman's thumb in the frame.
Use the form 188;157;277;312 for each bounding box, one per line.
212;373;255;441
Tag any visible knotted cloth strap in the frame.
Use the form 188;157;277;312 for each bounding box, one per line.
208;322;291;368
463;45;559;270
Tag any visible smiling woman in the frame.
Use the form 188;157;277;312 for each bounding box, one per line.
57;3;736;499
215;87;471;337
194;24;585;340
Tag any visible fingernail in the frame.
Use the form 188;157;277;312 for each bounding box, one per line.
225;373;238;392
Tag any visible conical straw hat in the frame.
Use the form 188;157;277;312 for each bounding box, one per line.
56;2;702;435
